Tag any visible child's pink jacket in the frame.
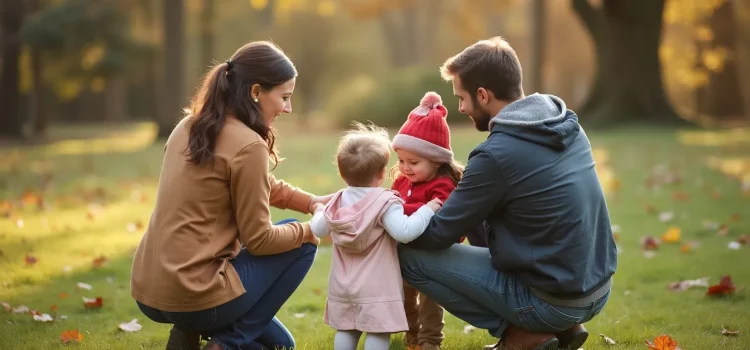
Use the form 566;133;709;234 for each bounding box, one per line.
321;187;409;333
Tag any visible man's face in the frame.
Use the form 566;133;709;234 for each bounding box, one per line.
452;76;492;132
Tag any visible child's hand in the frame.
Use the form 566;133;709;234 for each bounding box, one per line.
426;198;443;212
312;203;325;213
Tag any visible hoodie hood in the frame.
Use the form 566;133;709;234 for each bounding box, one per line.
489;93;580;151
324;188;401;254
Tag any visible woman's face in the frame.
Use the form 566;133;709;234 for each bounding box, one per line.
255;77;296;126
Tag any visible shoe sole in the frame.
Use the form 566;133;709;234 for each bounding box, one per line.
558;331;588;350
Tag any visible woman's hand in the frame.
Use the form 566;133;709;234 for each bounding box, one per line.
308;193;335;213
303;228;321;246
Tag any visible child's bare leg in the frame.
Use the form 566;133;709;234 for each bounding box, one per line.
334;330;362;350
364;332;391;350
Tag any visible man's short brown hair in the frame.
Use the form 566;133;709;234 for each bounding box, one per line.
440;36;523;102
336;122;391;187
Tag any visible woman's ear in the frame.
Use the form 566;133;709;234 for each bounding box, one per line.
249;84;261;101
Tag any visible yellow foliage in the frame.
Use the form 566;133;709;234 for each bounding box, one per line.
55;79;84;102
19;46;33;94
249;0;269;10
81;45;106;71
701;47;728;72
317;0;336;17
664;0;727;25
661;227;682;243
694;25;713;42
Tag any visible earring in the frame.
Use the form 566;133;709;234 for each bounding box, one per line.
253;98;259;103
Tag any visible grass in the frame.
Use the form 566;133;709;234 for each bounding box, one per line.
1;121;749;349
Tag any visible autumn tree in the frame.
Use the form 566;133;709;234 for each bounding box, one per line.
572;0;686;126
158;0;186;137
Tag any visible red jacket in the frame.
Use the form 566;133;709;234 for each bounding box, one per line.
391;176;465;243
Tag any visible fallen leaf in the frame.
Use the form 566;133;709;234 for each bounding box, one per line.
293;313;306;319
312;288;322;296
59;292;68;299
738;234;748;245
25;254;37;266
646;204;657;214
728;241;741;250
667;277;709;292
51;304;58;312
117;319;142;332
463;324;476;334
645;335;680;350
718;224;730;236
613;233;620;242
83;297;103;308
1;302;11;312
706;275;736;296
703;220;719;230
12;305;29;314
722;327;739;336
672;191;690;202
661;227;681;243
730;213;741;222
92;256;108;268
60;330;84;343
62;265;72;273
680;244;691;253
76;282;92;291
33;313;54;322
659;212;674;223
600;333;616;345
641;236;660;251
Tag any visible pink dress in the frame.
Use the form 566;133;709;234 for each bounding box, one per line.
321;188;409;333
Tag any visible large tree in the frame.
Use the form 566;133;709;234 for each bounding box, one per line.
158;0;185;138
0;0;26;139
572;0;686;126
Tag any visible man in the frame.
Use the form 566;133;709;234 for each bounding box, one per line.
398;37;617;350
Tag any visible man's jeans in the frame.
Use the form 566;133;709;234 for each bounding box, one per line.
398;244;608;338
138;219;316;350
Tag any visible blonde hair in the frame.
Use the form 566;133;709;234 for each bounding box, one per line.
336;122;392;187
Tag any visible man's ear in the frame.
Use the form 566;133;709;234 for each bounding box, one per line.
476;87;491;105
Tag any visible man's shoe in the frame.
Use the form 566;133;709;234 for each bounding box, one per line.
555;324;588;350
500;324;559;350
165;326;201;350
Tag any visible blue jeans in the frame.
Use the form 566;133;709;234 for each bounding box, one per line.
398;244;608;338
137;219;317;350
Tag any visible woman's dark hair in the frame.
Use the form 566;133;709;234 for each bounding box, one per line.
184;41;297;168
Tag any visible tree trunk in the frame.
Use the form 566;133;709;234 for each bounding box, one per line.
735;0;750;121
104;75;127;121
158;0;185;138
200;0;215;67
0;0;25;139
572;0;686;127
696;1;744;123
530;0;546;94
30;47;47;137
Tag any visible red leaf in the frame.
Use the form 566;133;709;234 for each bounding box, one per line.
83;297;103;308
25;254;37;266
706;275;736;296
92;256;108;268
645;335;680;350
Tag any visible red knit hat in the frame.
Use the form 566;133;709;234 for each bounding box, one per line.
392;91;453;163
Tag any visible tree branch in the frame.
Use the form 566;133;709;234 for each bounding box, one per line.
571;0;601;35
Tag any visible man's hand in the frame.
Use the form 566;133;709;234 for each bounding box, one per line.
426;198;443;212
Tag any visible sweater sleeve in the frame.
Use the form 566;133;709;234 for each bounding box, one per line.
269;174;313;214
381;202;436;244
428;177;456;201
310;210;330;238
230;142;312;255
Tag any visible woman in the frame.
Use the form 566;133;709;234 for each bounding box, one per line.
130;41;331;350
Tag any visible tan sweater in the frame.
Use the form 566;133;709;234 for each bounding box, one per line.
130;116;314;312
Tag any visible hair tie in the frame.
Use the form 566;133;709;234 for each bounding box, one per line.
225;59;233;76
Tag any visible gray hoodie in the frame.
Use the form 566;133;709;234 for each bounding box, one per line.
406;93;617;307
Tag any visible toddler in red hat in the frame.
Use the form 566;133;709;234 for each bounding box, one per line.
390;91;489;350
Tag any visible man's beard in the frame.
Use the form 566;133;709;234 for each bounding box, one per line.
470;105;493;132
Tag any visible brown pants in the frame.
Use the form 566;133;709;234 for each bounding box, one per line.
403;282;445;346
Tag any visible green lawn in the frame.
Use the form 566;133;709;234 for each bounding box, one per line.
1;122;749;349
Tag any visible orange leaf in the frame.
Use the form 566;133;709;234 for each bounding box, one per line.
25;254;37;266
60;329;84;343
312;288;322;296
645;335;679;350
706;275;736;296
680;244;691;253
83;297;103;308
738;234;749;245
672;191;690;202
51;304;58;312
730;213;740;222
641;236;660;251
59;292;68;299
92;256;108;268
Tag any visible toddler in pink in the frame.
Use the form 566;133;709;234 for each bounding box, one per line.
310;123;442;350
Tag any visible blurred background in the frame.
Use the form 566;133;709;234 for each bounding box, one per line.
1;0;749;141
